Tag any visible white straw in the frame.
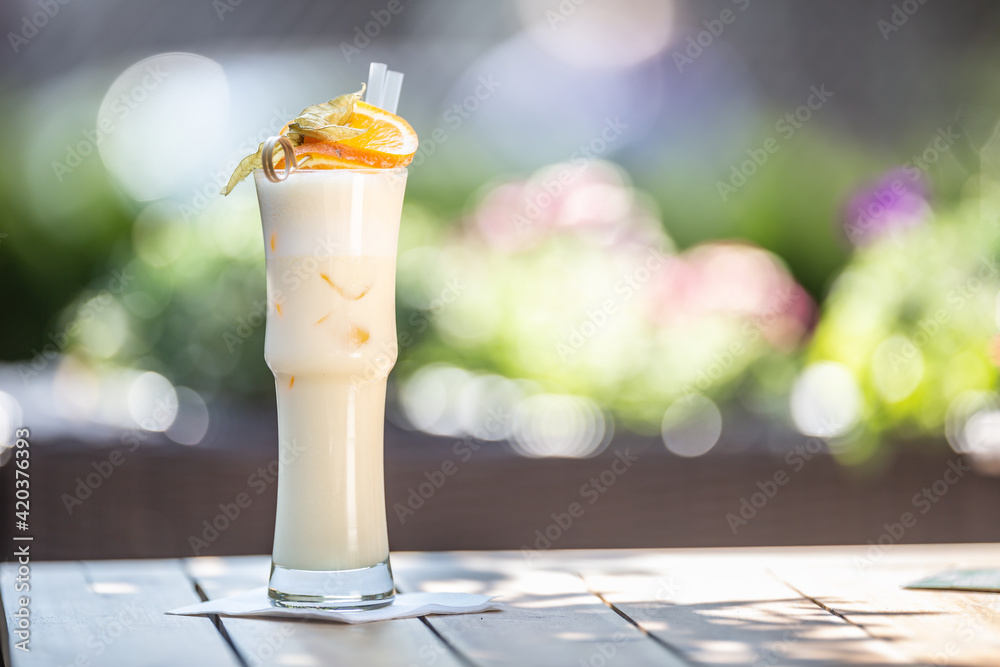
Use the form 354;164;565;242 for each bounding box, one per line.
366;62;387;109
381;71;404;114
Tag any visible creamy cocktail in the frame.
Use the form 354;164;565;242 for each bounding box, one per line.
222;71;417;609
258;168;404;588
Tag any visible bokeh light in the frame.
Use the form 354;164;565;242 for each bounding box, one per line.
72;295;130;360
398;364;474;437
0;391;23;454
871;335;924;403
127;371;178;432
509;393;609;459
453;374;524;440
964;410;1000;455
165;387;210;446
790;362;862;438
97;53;229;201
515;0;674;70
52;355;101;420
661;393;723;457
946;391;1000;454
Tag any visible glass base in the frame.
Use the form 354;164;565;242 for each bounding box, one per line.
267;557;395;610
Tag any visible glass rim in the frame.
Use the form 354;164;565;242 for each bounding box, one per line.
253;166;408;178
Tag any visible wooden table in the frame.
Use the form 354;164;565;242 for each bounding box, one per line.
3;544;1000;666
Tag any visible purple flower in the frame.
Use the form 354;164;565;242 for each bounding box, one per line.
842;169;931;246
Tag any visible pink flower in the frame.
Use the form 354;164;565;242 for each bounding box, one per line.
646;242;814;348
473;161;661;251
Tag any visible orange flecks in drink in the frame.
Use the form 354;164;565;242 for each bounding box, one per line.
349;325;370;348
270;233;277;252
289;376;295;388
319;273;368;299
275;303;283;316
316;312;331;324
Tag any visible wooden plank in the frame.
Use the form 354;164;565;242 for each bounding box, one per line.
7;545;1000;666
186;555;466;667
576;558;917;666
778;556;1000;667
0;559;239;667
548;543;1000;571
392;551;689;666
559;545;1000;666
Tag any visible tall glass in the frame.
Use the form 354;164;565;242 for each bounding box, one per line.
254;167;406;609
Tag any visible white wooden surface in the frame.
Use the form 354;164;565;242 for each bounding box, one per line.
4;545;1000;666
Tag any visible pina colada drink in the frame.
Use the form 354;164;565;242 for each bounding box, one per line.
258;169;405;575
222;77;417;609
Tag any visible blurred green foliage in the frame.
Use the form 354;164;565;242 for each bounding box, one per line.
808;193;1000;461
2;81;997;455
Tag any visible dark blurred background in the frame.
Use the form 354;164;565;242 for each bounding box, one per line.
2;0;1000;559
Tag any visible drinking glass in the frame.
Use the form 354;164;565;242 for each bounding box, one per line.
254;166;407;609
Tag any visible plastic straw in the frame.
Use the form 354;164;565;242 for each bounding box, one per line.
366;62;387;109
381;71;404;114
365;63;404;113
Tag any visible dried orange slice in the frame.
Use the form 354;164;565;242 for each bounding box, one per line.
221;89;418;194
278;101;417;170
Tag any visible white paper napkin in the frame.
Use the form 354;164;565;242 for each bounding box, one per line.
166;587;503;624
